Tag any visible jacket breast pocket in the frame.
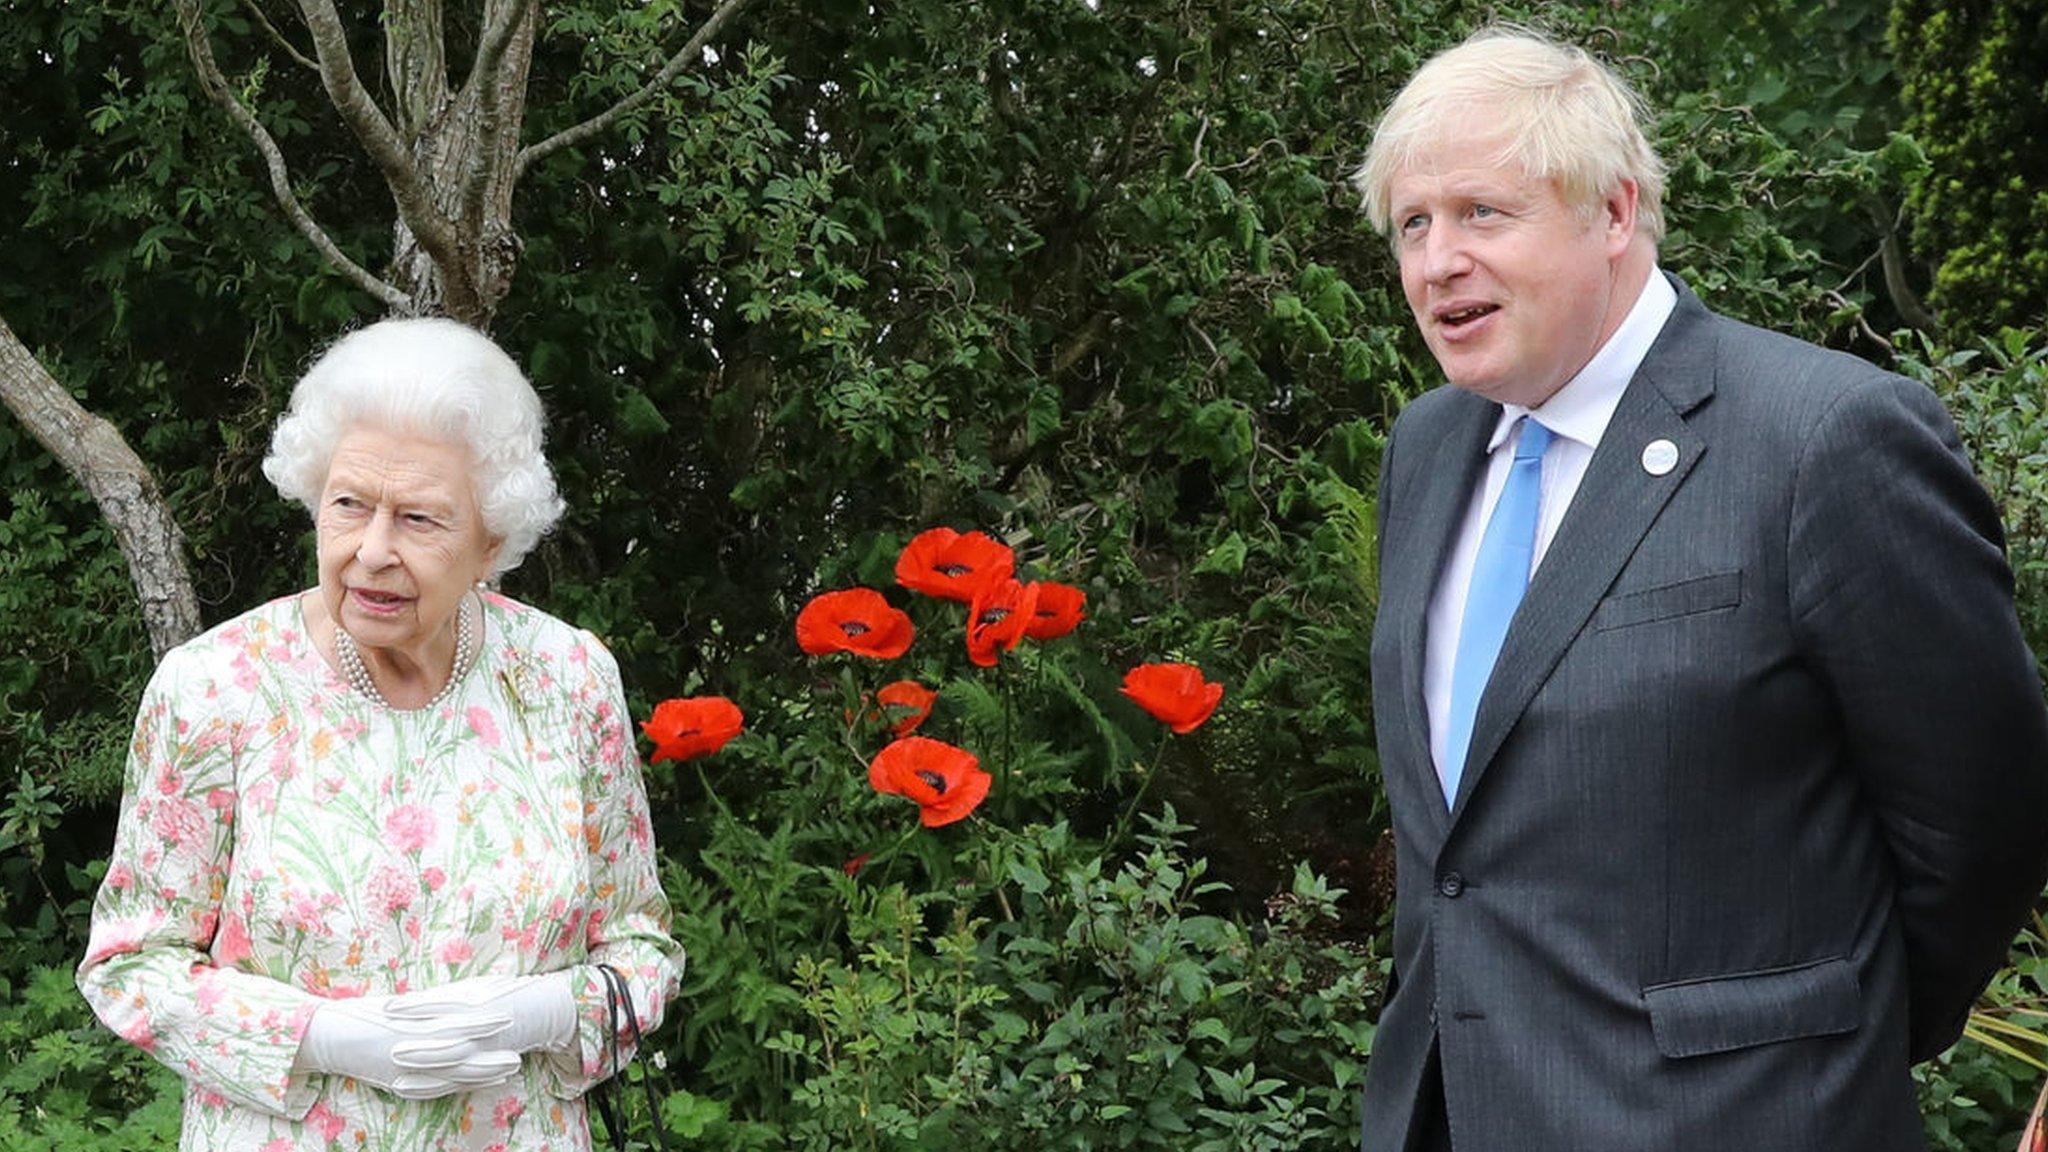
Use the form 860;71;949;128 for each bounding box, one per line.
1643;956;1861;1058
1593;570;1743;632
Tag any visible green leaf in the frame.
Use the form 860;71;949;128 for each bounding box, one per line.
616;387;672;438
1193;532;1247;577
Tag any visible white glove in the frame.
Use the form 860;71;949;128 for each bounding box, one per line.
296;997;520;1100
385;972;579;1056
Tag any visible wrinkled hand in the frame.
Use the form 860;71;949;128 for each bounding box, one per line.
296;997;520;1100
386;972;579;1056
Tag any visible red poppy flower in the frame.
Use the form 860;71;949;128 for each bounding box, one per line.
876;680;938;736
966;579;1041;668
641;696;745;762
842;853;872;876
868;736;992;827
1120;663;1224;734
895;528;1016;602
796;589;915;659
1023;581;1087;640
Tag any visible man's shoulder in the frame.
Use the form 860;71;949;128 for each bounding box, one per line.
1683;301;1940;434
1704;308;1891;387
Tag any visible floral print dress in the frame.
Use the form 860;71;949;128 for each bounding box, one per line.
77;592;685;1151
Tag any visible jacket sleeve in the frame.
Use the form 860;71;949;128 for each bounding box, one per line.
1788;371;2048;1062
75;646;324;1119
539;636;687;1098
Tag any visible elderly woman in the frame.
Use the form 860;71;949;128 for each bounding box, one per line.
77;318;684;1150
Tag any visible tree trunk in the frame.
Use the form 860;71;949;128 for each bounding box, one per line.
385;0;537;328
0;317;203;657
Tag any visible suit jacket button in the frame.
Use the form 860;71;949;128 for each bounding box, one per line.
1438;872;1465;898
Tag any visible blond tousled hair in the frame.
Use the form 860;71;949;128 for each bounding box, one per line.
1353;26;1666;244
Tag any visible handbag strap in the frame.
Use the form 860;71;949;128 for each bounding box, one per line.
592;962;672;1152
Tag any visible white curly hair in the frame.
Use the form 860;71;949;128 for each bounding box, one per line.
262;317;566;576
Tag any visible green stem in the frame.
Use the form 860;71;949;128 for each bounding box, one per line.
983;820;1016;922
837;661;871;768
1107;729;1175;851
999;656;1017;820
868;824;924;882
694;761;736;823
698;760;784;997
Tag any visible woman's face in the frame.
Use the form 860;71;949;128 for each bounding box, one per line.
315;426;500;660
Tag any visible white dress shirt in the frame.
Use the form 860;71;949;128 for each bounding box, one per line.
1423;270;1679;785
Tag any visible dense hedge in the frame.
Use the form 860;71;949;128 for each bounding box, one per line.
2;1;2045;1147
1892;0;2048;330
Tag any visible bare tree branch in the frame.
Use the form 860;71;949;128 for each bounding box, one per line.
171;0;413;309
294;0;466;278
461;0;537;110
1055;312;1113;376
237;0;320;71
383;0;449;137
1869;199;1939;334
516;0;759;180
1182;114;1210;179
0;317;202;657
461;0;538;227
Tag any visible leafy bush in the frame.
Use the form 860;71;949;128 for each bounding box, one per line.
1918;911;2048;1152
0;856;181;1149
627;526;1379;1148
1891;0;2048;330
665;807;1377;1151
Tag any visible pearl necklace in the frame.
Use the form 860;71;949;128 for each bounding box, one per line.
334;594;477;712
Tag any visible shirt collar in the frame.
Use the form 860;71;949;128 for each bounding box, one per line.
1486;269;1679;453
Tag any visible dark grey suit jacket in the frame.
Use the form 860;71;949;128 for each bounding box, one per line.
1359;278;2048;1151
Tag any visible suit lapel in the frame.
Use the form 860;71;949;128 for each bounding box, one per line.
1448;280;1720;821
1386;390;1497;835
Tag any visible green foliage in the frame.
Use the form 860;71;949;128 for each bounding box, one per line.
604;519;1382;1147
0;843;182;1151
0;963;183;1150
0;0;333;822
665;798;1376;1150
501;0;1414;908
1918;911;2048;1151
1616;0;1915;331
0;488;151;806
3;0;2046;1144
1891;0;2048;330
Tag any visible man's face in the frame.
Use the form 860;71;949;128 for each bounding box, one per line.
1388;137;1636;408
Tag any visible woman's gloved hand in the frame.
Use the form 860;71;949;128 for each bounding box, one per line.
386;972;579;1055
296;997;520;1099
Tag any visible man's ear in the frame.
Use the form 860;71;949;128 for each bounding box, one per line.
1603;178;1640;256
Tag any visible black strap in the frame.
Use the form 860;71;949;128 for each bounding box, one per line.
591;963;671;1152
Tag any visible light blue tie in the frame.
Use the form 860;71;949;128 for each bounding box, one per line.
1442;418;1555;806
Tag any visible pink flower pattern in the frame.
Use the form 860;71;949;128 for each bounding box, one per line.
383;805;438;854
466;707;501;750
77;593;683;1151
365;866;415;914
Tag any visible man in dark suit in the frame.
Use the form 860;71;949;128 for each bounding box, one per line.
1352;27;2048;1152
